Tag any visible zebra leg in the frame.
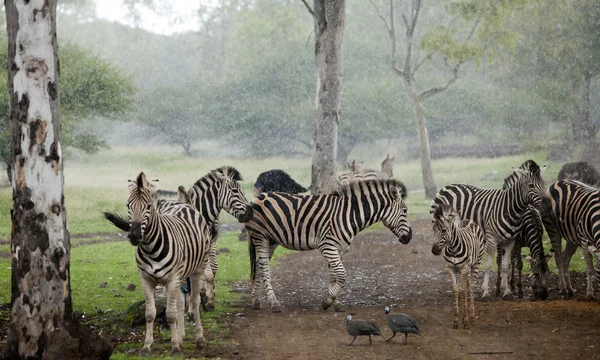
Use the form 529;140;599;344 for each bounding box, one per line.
500;240;516;299
460;267;470;329
495;244;503;297
166;279;183;354
583;247;595;299
448;267;459;329
257;240;281;312
562;242;578;297
515;251;523;298
189;271;207;349
200;239;218;312
176;286;185;350
481;235;496;300
319;244;346;311
548;232;567;297
468;266;479;326
200;264;216;312
140;276;157;355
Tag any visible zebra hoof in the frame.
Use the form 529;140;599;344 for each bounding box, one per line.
271;304;282;313
585;294;595;300
480;293;492;302
196;337;207;350
452;322;459;329
252;299;262;310
502;293;514;300
333;301;345;312
463;323;471;329
140;347;151;357
322;298;333;311
170;345;182;355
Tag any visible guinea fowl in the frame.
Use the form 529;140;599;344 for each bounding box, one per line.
384;307;420;344
345;315;381;346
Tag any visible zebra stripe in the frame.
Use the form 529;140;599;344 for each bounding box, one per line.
179;166;253;310
126;172;211;355
246;179;412;312
542;179;600;298
430;160;546;299
431;204;485;329
494;167;551;300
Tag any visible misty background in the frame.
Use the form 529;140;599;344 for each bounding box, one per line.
0;0;598;186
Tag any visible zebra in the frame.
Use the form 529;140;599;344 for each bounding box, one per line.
338;154;394;185
431;204;485;329
430;160;547;299
492;165;553;300
104;166;253;312
541;179;600;299
125;172;212;355
246;179;412;312
495;205;553;300
179;166;253;311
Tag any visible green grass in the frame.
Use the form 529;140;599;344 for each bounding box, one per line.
0;147;569;240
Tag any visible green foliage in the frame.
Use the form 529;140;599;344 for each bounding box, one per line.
0;39;134;169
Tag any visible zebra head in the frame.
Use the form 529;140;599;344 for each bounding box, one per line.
126;172;159;246
212;166;254;223
380;180;412;244
525;249;553;300
509;160;547;208
431;204;457;256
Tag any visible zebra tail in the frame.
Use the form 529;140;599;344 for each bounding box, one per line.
103;211;131;232
249;238;257;282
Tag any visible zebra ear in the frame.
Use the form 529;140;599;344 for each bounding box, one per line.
540;164;547;175
177;185;189;203
147;178;159;195
390;186;401;200
524;255;532;261
127;179;137;193
512;167;527;176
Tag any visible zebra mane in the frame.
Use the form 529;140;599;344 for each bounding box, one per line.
194;166;243;187
502;159;542;190
332;179;407;199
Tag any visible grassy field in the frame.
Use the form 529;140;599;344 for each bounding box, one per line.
0;146;565;240
0;146;588;358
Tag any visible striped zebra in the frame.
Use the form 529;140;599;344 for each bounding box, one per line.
338;154;394;185
104;166;253;312
179;166;253;310
430;160;547;299
126;172;212;355
541;179;600;299
246;179;412;312
492;167;553;300
431;204;485;329
495;205;553;299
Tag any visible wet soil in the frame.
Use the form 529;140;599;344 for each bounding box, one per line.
222;217;600;360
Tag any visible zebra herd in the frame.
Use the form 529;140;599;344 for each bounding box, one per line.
105;157;600;354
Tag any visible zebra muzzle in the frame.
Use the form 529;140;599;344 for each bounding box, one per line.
398;228;413;244
128;222;142;245
237;205;254;223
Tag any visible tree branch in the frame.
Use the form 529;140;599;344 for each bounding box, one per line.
419;62;462;99
300;0;316;19
412;52;433;75
370;0;406;77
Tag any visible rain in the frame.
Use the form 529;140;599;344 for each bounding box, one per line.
0;0;599;359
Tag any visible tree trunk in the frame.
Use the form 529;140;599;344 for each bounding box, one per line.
4;2;111;359
406;82;437;198
310;0;345;194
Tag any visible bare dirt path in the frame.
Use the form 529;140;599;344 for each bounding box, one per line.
224;218;600;360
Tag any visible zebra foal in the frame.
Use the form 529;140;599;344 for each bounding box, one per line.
431;160;546;299
542;179;600;298
246;179;412;312
125;172;212;355
432;204;485;329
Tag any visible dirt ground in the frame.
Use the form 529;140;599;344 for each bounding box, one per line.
2;218;600;359
220;217;600;360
